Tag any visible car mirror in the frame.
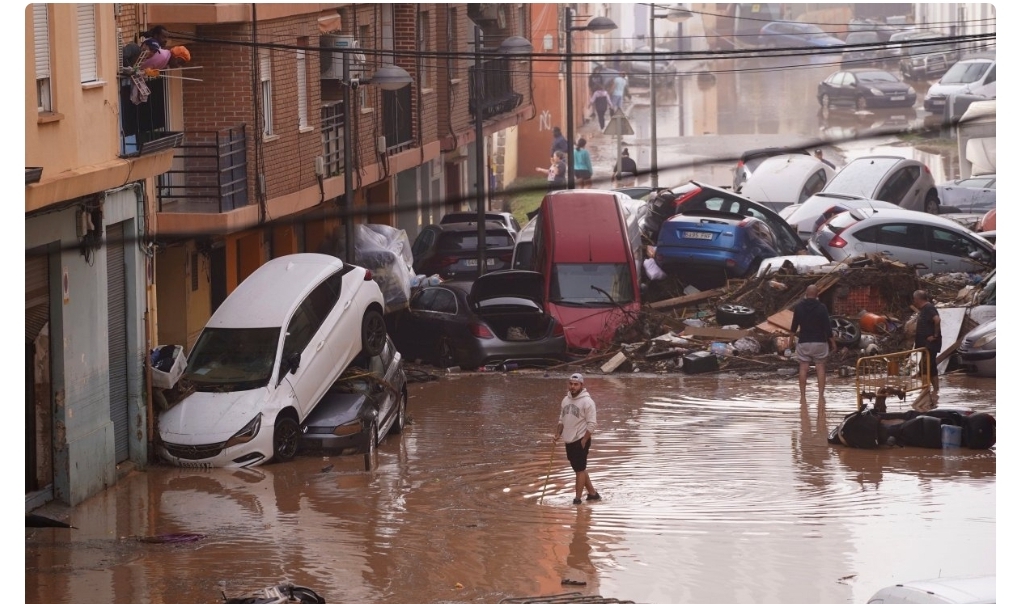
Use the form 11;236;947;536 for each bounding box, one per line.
286;352;301;375
969;251;982;260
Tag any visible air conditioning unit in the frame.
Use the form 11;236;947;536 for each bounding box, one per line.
320;35;366;80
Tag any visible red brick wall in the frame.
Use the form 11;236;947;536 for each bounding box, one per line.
435;4;477;148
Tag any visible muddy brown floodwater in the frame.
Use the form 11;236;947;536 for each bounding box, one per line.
26;372;996;604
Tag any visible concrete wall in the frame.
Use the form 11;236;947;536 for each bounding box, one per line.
25;187;148;505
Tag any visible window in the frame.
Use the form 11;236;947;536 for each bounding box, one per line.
296;46;309;129
33;3;51;111
447;8;457;77
419;12;431;89
801;171;828;201
857;223;927;250
282;273;342;359
259;50;274;136
358;25;372;109
77;4;98;83
984;65;996;85
878;167;919;204
411;228;436;258
412;288;457;314
841;72;856;87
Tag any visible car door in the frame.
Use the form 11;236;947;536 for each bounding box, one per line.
927;226;995;274
281;273;342;416
876;166;920;209
852;222;930;271
718;198;805;252
839;71;858;106
400;287;462;364
823;71;845;104
411;227;437;274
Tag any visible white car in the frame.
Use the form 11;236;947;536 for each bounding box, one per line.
819;156;940;214
866;575;995;604
780;192;901;240
923;56;996;114
809;208;996;276
158;254;387;468
740;153;836;213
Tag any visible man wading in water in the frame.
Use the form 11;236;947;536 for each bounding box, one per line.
554;373;601;505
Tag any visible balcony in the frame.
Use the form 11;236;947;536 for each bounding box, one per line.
320;102;345;177
156;125;249;213
468;58;523;121
381;87;415;155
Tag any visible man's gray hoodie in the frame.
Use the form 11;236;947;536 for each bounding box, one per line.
558;389;597;444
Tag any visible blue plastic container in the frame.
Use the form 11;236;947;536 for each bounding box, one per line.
941;424;962;448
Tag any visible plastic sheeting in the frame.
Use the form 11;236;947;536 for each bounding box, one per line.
354;224;415;312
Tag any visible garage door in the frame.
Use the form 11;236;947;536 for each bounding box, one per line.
106;223;129;463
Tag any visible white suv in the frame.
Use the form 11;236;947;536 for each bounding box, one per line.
924;56;996;114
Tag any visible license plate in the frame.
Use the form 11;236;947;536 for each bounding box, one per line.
890;96;904;101
464;259;496;267
683;231;714;240
179;461;213;469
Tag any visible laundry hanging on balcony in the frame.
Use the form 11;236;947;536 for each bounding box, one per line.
120;39;198;105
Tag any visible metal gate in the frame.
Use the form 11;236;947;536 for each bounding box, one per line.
106;223;129;463
855;348;932;410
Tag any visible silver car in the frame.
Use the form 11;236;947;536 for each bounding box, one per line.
821;156;940;214
809;208;995;275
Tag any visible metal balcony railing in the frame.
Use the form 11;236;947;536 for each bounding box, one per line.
468;58;523;120
320;102;345;177
156;125;249;213
382;86;415;154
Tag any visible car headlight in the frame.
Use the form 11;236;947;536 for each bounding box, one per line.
869;88;883;96
225;413;262;448
332;419;364;437
972;333;996;350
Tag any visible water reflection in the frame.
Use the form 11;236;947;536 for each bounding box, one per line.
26;374;995;604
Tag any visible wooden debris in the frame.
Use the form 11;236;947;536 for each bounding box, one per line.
647;287;725;310
601;352;628;374
680;326;750;340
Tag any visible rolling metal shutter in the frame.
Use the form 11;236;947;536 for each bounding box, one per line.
33;4;50;79
106;223;129;462
77;4;97;83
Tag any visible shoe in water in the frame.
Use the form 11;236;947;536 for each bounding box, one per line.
586;492;601;501
573;498;582;505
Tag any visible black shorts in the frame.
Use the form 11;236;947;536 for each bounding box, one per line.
565;437;592;472
920;347;939;380
575;170;592;180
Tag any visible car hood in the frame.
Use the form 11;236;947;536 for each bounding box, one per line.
159;388;269;443
471;270;545;305
962;319;996;348
549;302;638;350
927;81;979;97
861;80;910;93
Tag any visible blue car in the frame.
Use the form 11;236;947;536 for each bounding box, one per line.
759;21;846;49
654;210;798;289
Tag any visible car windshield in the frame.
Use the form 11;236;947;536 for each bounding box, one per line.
795;24;827;36
856;71;900;84
549;263;635;306
442;214;507;228
437;231;512;251
940;62;991;84
184;327;281;391
824;159;900;198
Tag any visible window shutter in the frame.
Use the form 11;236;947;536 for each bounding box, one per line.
77;4;97;82
33;4;50;78
296;49;308;127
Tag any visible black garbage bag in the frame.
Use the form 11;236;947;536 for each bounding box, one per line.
961;412;997;449
829;406;883;449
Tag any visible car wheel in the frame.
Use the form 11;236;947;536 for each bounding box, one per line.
272;415;300;463
831;316;861;348
925;191;940;215
362;423;379;471
361;309;386;357
856;96;868;111
437;337;457;368
716;303;757;328
390;388;407;435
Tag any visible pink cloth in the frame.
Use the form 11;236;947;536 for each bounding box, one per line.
140;48;171;70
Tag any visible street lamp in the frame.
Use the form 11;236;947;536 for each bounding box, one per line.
473;27;533;275
342;56;413;264
649;4;691;189
565;8;617;190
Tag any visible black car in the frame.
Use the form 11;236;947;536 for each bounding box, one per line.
817;69;916;112
639;181;805;254
411;221;515;280
440;211;521;237
298;336;406;470
387;270;568;370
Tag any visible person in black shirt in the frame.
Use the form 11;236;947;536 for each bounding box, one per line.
550;127;568;159
790;285;836;404
613;148;638;187
913;290;942;400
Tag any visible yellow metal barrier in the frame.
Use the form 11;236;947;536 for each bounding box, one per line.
854;348;932;410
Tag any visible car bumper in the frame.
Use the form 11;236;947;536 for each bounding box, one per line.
866;94;916;108
158;429;275;468
923;95;947;113
957;350;996;377
656;252;751;278
298;430;369;454
472;336;569;367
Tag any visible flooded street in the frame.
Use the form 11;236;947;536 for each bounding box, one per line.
27;373;996;604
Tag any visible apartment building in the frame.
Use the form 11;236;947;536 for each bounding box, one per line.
26;3;534;507
26;3;179;507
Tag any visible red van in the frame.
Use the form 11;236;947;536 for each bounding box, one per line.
531;190;641;351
